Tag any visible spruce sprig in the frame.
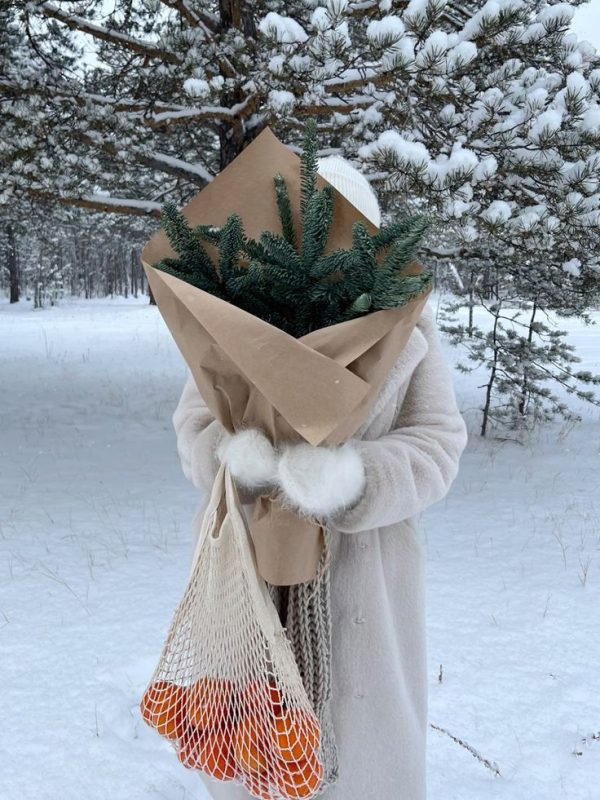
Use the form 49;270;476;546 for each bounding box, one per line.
154;120;434;337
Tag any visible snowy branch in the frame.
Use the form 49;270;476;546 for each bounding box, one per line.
324;68;393;93
142;152;213;185
144;95;259;129
157;0;218;31
39;3;183;64
0;78;247;138
296;95;376;115
156;0;234;79
347;2;380;19
26;189;162;218
74;130;213;186
0;79;193;118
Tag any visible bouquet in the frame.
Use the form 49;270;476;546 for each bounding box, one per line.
139;121;433;799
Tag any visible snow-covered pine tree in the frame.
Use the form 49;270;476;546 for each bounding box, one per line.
0;3;151;304
353;1;600;433
1;0;599;430
440;294;600;436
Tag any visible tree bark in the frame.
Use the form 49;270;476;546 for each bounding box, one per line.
7;223;19;303
218;1;263;169
480;301;502;437
517;300;537;417
131;248;139;298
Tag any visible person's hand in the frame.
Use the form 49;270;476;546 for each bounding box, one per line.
277;441;366;519
216;428;278;488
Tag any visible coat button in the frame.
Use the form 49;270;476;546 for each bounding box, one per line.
353;616;365;625
354;691;365;699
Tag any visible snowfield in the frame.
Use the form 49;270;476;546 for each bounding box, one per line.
1;296;599;800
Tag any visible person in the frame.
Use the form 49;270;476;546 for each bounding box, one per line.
171;155;469;800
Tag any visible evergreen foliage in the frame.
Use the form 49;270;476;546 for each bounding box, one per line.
155;121;433;337
5;0;599;432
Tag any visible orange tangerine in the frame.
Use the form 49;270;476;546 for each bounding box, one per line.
233;713;270;775
177;726;203;769
187;677;233;731
140;680;170;725
243;769;272;800
244;678;283;719
140;680;187;740
178;725;238;781
198;727;238;781
270;708;320;763
277;756;324;799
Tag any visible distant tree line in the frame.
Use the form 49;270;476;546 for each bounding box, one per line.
0;205;153;307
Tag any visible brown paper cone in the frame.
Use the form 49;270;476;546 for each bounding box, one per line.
142;127;431;585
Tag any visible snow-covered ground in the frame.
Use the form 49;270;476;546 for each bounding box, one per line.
1;295;598;800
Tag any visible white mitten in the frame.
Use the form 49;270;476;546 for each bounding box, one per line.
216;428;278;488
277;441;366;519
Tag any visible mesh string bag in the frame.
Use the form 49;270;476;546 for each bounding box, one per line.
140;462;337;799
266;543;339;789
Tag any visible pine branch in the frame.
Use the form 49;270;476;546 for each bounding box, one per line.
217;214;244;284
274;174;296;247
300;118;319;216
372;219;426;250
257;232;302;274
39;3;183;64
301;186;334;267
23;188;162;218
153;121;434;337
309;249;354;281
158;202;219;289
193;224;222;246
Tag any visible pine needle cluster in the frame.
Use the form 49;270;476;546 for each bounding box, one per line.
154;120;433;337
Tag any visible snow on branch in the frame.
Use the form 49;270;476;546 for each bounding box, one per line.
40;3;183;64
27;190;162;218
69;128;211;188
147;152;213;185
323;67;391;93
296;95;376;115
145;96;258;128
347;1;380;18
157;0;218;31
259;12;308;43
83;195;162;216
0;79;194;119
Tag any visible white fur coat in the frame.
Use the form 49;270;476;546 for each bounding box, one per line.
172;301;468;800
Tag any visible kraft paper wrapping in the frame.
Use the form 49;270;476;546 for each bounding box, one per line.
142;128;431;586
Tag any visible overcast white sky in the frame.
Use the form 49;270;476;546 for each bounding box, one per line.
571;0;600;48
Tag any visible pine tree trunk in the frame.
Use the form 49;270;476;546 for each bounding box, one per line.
480;301;502;437
81;240;90;299
517;300;537;417
34;264;43;309
468;278;474;337
70;240;77;297
7;223;19;303
217;1;263;169
131;248;138;298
